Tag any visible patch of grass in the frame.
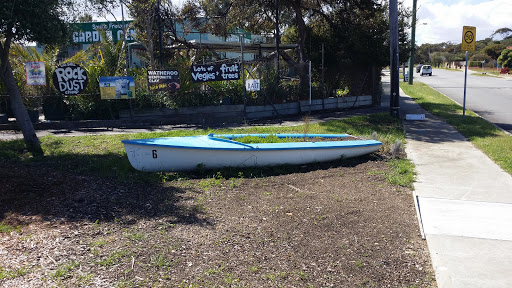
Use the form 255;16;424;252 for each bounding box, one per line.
0;266;30;280
472;72;501;78
0;222;21;233
401;81;512;175
386;159;416;188
0;112;405;183
94;250;132;267
151;254;180;268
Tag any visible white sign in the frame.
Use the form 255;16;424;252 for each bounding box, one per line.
25;62;46;86
246;79;260;91
405;114;426;120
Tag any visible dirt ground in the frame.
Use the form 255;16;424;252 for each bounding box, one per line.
0;156;436;287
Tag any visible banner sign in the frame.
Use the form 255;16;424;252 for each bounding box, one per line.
190;63;240;83
25;61;46;86
71;21;136;44
246;79;260;91
99;76;135;99
52;63;88;95
147;70;180;91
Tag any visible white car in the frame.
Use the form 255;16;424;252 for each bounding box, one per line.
420;65;432;76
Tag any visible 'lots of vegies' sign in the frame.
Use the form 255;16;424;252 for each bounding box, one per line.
190;63;240;83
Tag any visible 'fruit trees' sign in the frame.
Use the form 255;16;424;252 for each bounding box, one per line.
53;63;88;95
190;63;240;83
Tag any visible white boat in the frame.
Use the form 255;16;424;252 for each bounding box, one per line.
122;133;382;172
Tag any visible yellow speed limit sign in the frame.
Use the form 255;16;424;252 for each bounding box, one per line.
462;26;476;51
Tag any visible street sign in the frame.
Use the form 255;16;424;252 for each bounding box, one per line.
462;26;476;51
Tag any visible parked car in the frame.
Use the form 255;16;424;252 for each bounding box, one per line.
420;65;432;76
416;64;423;73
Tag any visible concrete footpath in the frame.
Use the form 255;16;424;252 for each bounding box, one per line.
399;86;512;287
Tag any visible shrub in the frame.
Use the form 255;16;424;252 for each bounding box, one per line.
500;67;510;74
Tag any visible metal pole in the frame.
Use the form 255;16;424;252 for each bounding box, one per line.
121;1;132;120
241;34;246;110
309;60;312;104
158;0;163;68
408;0;417;84
389;0;400;117
321;43;324;98
275;0;280;85
463;51;468;117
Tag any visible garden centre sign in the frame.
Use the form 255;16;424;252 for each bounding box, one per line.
190;63;240;83
147;70;180;91
99;76;135;99
71;21;136;44
25;62;46;86
52;63;88;95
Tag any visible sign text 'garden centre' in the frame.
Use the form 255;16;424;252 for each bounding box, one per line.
71;21;136;44
190;63;240;83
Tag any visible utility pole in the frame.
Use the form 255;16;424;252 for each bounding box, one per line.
389;0;400;117
408;0;417;84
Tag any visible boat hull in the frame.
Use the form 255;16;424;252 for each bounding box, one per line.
122;134;382;172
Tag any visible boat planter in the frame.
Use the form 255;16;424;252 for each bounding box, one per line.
122;134;382;172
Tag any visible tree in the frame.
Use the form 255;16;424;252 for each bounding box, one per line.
178;0;410;96
128;0;160;69
492;27;512;40
0;0;72;155
498;48;512;68
483;44;505;60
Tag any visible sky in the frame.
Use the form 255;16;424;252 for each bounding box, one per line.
101;0;512;46
403;0;512;45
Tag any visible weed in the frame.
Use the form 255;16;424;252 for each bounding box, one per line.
355;260;364;268
386;159;416;187
0;266;29;280
151;254;180;268
125;232;145;241
247;265;260;273
77;273;94;285
52;261;79;279
293;270;308;280
90;239;107;247
95;250;132;267
198;177;222;191
390;140;404;158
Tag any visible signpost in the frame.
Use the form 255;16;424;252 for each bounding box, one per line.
462;26;476;117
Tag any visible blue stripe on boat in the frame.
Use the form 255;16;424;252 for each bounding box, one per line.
121;134;381;151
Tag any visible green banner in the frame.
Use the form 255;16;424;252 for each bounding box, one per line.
71;21;136;44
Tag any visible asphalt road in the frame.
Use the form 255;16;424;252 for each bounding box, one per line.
412;68;512;133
